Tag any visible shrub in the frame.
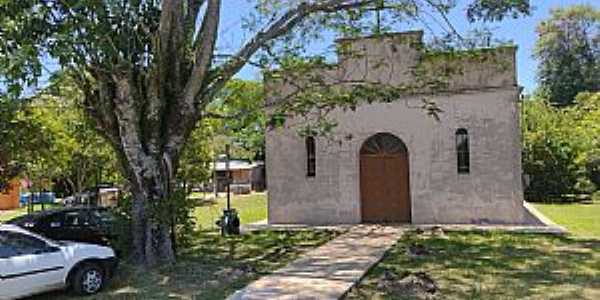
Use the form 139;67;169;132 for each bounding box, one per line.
108;187;197;258
522;92;599;201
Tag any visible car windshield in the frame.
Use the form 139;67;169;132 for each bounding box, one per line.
52;240;67;246
25;230;66;246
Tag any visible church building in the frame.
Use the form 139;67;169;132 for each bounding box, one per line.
265;31;528;225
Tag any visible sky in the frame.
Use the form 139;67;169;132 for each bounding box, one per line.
11;0;599;96
218;0;600;94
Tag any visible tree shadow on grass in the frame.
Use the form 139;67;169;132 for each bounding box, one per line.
347;231;600;300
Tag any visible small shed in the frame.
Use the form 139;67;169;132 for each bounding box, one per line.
98;187;120;207
213;160;265;194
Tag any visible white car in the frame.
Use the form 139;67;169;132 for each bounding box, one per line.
0;224;118;300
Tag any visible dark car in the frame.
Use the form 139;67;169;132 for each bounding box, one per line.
7;207;115;246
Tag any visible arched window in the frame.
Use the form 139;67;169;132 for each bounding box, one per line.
306;136;316;177
360;132;407;156
456;128;470;174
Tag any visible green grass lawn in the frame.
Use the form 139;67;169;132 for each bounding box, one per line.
533;202;600;239
348;202;600;299
346;230;600;300
33;229;339;300
0;203;61;223
193;192;267;229
0;193;268;229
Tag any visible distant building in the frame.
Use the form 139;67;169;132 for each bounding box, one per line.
0;179;20;210
97;187;119;207
213;160;266;194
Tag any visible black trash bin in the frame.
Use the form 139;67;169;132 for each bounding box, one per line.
216;209;240;236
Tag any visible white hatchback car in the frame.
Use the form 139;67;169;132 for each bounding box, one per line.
0;224;117;300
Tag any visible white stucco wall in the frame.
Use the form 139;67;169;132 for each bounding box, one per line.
265;31;526;225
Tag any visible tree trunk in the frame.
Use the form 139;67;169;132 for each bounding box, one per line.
98;73;184;267
129;164;176;267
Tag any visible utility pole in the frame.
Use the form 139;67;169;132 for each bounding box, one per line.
226;144;231;211
213;153;218;198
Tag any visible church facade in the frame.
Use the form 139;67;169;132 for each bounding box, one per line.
265;31;527;224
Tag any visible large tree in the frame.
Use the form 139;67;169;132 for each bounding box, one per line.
0;98;51;189
534;4;600;106
0;0;530;266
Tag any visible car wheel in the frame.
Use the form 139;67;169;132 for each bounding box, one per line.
72;263;104;295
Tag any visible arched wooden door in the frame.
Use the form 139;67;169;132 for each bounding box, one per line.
360;133;411;223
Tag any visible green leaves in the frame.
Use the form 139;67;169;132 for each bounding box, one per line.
466;0;530;23
523;92;600;200
534;5;600;106
0;0;162;98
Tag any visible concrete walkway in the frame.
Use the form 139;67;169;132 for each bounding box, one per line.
228;225;405;300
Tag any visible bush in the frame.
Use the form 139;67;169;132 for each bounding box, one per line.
523;92;599;201
523;137;579;199
108;194;133;257
592;191;600;202
168;187;197;251
586;151;600;188
107;187;197;258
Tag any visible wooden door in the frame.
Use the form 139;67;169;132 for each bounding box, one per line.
360;133;410;223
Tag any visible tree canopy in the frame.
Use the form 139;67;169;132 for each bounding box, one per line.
534;4;600;106
0;98;49;189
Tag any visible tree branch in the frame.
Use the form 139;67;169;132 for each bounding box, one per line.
160;0;221;161
184;0;221;105
201;0;376;104
186;0;207;38
421;0;464;41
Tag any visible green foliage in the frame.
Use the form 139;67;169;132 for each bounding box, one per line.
178;79;265;189
177;122;214;188
466;0;531;22
207;80;266;161
113;187;198;256
167;187;197;250
0;96;51;187
523;92;600;200
2;73;122;193
588;154;600;188
30;78;122;193
534;5;600;106
0;0;161;98
108;194;133;257
593;191;600;202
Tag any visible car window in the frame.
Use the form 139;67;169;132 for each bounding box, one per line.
45;213;64;228
90;210;113;226
0;231;18;258
0;231;49;257
64;211;95;227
